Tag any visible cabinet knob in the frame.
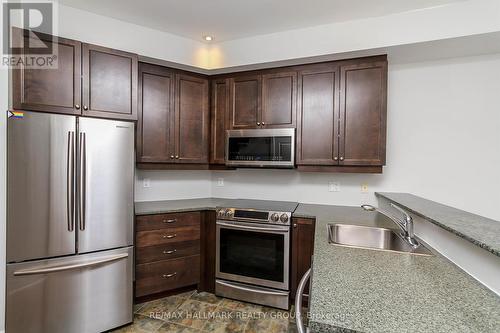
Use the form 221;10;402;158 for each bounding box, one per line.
175;155;179;159
293;223;298;228
83;105;88;111
163;249;176;255
340;157;344;161
334;157;338;161
261;122;265;126
257;122;261;126
163;219;176;224
170;155;174;159
75;104;80;110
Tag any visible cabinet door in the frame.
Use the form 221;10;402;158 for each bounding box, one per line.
174;74;209;163
199;211;216;293
229;75;261;129
210;79;230;164
137;63;175;163
296;68;339;165
262;72;297;128
82;44;138;120
291;218;315;302
339;61;387;166
12;30;81;115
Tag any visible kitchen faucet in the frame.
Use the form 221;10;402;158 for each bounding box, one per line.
361;203;420;247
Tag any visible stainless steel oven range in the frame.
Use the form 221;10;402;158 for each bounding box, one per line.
215;200;298;310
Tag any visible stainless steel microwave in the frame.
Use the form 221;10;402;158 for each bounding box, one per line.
225;128;295;168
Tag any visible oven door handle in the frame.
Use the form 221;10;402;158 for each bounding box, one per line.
216;221;289;233
216;280;289;296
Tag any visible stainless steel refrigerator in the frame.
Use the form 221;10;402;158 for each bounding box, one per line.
6;111;134;333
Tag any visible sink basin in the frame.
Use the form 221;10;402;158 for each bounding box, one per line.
327;224;433;256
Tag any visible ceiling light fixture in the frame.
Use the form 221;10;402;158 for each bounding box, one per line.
203;35;213;42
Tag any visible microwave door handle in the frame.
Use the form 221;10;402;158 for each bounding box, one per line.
216;221;289;233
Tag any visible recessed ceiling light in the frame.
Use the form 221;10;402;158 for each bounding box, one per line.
203;35;213;42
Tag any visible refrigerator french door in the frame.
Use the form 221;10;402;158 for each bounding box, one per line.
7;111;134;333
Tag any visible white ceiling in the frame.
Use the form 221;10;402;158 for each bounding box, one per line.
58;0;464;42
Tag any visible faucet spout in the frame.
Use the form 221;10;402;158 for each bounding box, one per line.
361;203;420;248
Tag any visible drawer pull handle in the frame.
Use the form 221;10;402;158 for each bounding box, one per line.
163;249;177;254
163;219;176;223
162;272;177;278
163;234;177;239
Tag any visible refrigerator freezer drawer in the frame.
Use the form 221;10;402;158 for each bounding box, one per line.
6;247;133;333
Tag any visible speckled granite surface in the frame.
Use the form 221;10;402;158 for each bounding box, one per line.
376;192;500;257
295;204;500;333
135;198;232;215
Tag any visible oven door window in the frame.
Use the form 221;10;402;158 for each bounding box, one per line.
227;136;292;162
219;228;284;283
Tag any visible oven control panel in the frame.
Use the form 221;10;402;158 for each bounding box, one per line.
216;208;292;225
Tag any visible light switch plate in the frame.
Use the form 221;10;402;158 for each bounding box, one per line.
217;178;224;187
361;184;369;193
143;178;151;188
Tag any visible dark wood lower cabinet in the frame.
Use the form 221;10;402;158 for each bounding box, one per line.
135;255;200;298
199;211;217;293
290;218;316;303
134;211;316;305
135;212;202;300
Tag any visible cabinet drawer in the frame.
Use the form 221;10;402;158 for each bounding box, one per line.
135;255;200;297
136;212;201;231
136;225;200;248
136;240;200;264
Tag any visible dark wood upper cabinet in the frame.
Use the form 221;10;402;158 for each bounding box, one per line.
296;67;339;165
82;44;138;120
11;29;138;121
291;218;315;303
210;79;230;164
12;30;81;115
175;74;210;164
339;60;387;166
137;63;209;166
261;71;297;128
137;63;175;163
229;75;261;129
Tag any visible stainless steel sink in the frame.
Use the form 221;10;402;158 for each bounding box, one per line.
328;224;433;256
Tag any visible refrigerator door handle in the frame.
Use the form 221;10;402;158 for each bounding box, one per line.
13;253;129;276
67;131;75;231
78;132;86;231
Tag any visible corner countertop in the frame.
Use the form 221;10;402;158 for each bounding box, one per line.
135;198;500;333
376;192;500;257
295;203;500;333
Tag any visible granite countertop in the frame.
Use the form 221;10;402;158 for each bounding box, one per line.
376;192;500;257
135;197;232;215
295;204;500;333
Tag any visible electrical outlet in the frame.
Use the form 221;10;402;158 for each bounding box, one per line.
328;182;340;192
361;184;369;193
217;178;224;187
143;178;151;188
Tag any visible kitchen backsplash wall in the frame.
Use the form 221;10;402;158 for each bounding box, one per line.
136;53;500;222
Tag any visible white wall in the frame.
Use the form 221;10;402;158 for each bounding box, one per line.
135;171;211;202
56;4;209;68
0;68;7;333
207;0;500;69
139;53;500;222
